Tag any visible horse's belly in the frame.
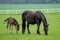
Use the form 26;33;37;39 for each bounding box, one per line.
27;19;36;24
8;19;14;24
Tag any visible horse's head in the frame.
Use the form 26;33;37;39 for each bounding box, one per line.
44;24;49;35
17;24;20;31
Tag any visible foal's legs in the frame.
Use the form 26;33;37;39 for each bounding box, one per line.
8;24;12;34
11;24;13;34
27;23;30;34
7;23;11;34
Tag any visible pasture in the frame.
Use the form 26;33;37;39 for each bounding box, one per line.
0;12;60;40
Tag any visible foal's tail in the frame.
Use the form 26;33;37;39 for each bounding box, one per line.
4;18;9;29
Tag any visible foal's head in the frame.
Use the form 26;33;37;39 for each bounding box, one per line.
16;24;20;31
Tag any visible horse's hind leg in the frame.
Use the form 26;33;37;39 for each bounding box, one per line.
27;23;31;34
22;19;26;34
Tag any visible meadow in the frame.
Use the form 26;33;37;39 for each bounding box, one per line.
0;12;60;40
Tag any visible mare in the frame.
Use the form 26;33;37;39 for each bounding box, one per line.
22;11;49;35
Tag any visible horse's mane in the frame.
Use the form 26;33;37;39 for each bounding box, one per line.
12;18;19;25
36;11;48;26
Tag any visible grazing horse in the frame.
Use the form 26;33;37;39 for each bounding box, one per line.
22;11;49;35
5;17;19;34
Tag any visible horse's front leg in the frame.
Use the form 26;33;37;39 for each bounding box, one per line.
27;23;31;34
36;21;41;34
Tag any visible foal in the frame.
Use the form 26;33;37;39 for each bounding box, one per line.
5;17;19;34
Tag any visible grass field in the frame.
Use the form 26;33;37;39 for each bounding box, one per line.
0;12;60;40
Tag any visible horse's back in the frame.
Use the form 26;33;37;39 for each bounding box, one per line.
6;17;17;24
8;17;14;23
35;11;46;20
22;11;36;24
22;11;32;17
22;11;33;19
27;13;36;24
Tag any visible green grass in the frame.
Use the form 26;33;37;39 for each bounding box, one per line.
0;12;60;40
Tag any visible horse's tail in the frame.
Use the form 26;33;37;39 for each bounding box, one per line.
3;19;8;24
4;18;9;29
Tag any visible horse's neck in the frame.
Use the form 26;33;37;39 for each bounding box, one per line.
43;20;47;26
42;16;47;26
14;20;18;26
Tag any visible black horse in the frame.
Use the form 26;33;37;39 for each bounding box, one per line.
22;11;49;35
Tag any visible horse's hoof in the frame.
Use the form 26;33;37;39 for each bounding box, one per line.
37;32;40;34
28;33;31;34
22;31;25;34
28;32;31;34
45;34;48;35
37;33;40;35
22;33;24;34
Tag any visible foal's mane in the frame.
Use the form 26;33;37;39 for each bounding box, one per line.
13;18;19;26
